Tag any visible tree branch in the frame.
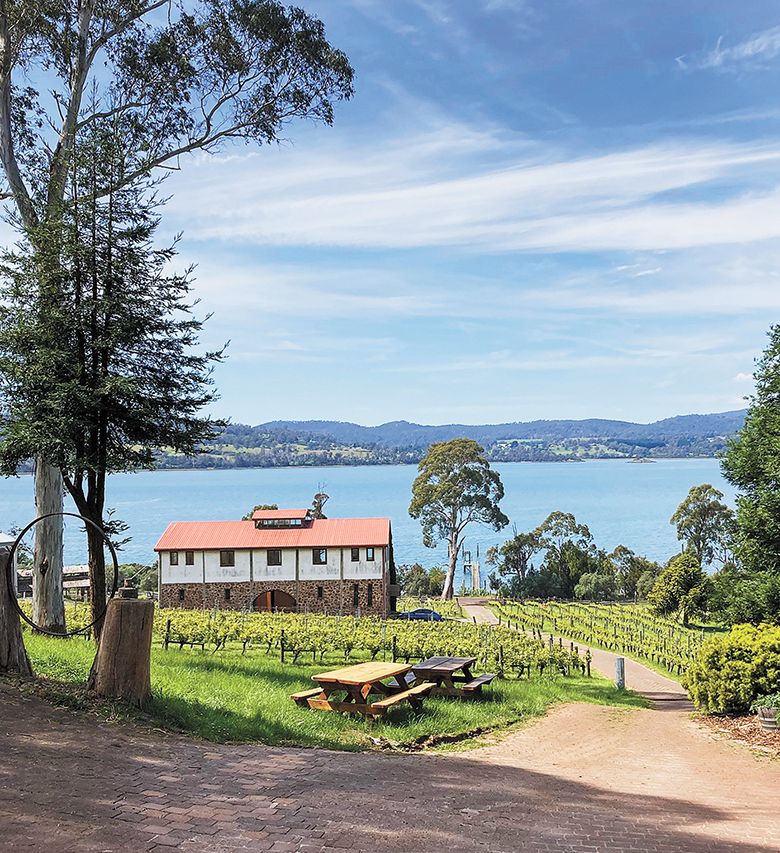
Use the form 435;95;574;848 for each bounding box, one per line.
0;5;36;228
47;0;98;216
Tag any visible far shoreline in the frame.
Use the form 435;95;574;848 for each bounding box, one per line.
5;456;723;479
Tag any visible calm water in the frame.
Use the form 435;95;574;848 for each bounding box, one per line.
1;460;732;586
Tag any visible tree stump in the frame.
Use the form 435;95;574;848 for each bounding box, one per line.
0;544;32;676
88;598;154;707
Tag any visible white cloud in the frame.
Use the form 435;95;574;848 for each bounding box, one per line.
733;372;754;383
698;25;780;69
165;125;780;255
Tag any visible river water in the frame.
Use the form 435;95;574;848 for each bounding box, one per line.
1;459;732;586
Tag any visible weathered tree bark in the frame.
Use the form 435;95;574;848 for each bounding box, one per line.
32;459;66;634
441;534;459;601
87;598;153;707
0;544;32;676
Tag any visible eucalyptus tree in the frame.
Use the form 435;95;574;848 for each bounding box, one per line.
533;511;593;598
670;484;734;567
0;0;353;631
409;439;508;601
485;529;539;597
0;127;224;639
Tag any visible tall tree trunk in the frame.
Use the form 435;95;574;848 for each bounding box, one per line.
0;543;32;675
441;536;458;601
86;517;107;643
32;458;66;634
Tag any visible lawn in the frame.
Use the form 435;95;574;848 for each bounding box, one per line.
23;632;648;752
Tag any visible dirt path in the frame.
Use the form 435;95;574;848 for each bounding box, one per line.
1;609;778;852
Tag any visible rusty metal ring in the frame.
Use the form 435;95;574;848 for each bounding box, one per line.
5;512;120;637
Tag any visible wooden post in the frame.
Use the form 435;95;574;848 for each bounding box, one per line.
0;543;32;676
164;618;171;651
280;629;286;664
87;598;153;707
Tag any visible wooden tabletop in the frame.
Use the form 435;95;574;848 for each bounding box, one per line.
412;656;476;674
312;662;411;686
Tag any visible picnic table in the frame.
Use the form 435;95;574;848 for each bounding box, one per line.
290;661;433;718
410;656;495;698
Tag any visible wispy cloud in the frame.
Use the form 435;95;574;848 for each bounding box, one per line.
166;124;780;255
693;24;780;70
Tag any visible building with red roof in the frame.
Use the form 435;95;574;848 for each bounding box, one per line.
154;508;396;616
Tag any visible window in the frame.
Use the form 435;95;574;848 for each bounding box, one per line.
219;550;235;567
185;551;194;566
267;549;282;567
317;585;323;601
169;551;179;566
352;583;359;607
224;587;231;602
177;588;185;602
312;548;327;565
351;547;360;562
367;584;373;606
366;547;375;562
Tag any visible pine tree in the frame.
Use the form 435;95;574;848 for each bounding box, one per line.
0;127;224;639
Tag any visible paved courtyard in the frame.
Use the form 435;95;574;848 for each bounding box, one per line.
1;609;778;852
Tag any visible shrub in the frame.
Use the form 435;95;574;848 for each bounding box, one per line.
750;692;780;712
683;623;780;713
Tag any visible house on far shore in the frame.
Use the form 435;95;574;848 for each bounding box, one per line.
153;507;397;616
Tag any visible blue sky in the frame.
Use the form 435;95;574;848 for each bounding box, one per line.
163;0;780;426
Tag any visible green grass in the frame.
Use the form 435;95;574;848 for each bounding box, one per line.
23;633;648;752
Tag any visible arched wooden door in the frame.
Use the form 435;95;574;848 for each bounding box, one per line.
253;589;297;612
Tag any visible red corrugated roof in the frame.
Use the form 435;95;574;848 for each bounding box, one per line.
154;518;391;551
251;508;311;520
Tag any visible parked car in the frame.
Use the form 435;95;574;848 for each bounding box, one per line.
393;608;443;622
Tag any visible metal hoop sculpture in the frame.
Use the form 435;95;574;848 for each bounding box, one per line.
5;512;120;637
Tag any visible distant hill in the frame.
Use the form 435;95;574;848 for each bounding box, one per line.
153;409;747;469
259;411;747;447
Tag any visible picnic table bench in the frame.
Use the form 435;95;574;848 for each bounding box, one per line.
410;656;495;698
291;662;434;718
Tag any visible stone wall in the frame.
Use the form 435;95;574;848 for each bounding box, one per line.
159;577;388;616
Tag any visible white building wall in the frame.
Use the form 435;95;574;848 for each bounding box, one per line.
299;547;341;581
161;552;202;585
204;549;251;583
342;547;383;580
161;544;386;585
253;549;296;582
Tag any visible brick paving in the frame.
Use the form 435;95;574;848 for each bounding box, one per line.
1;606;778;852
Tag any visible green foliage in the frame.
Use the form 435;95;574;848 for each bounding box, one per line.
574;571;617;601
709;567;780;626
118;563;158;593
670;483;734;567
610;546;660;599
409;439;507;599
647;552;709;626
396;596;461;618
683;623;780;713
533;512;597;598
750;692;780;711
396;564;445;597
486;531;539;594
635;567;660;601
722;325;780;578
